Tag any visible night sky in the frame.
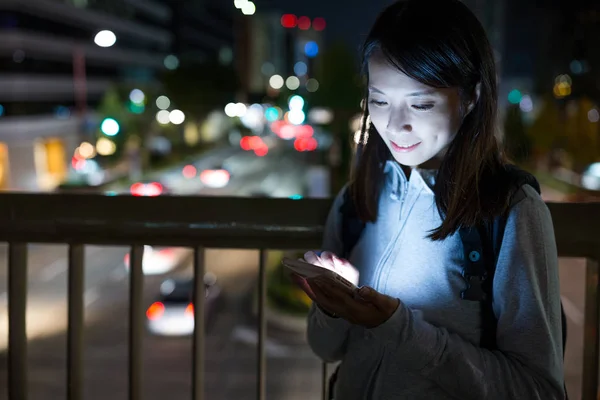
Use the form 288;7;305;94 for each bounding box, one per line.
258;0;393;51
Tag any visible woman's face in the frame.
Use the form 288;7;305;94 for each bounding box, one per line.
367;51;465;167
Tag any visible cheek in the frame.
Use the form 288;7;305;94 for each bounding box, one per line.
368;109;387;135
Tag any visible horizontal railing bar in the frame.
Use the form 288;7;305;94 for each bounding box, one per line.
0;195;597;258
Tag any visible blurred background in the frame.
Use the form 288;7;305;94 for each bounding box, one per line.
0;0;598;399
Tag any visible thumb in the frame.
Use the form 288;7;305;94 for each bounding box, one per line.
357;286;377;300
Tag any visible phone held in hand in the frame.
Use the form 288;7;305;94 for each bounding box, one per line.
281;257;358;292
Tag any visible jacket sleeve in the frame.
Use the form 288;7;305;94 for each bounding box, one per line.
306;185;353;362
368;185;565;399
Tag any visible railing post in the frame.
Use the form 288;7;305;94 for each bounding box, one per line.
322;362;328;400
128;245;144;400
8;243;27;400
67;244;85;400
257;249;268;400
581;257;599;400
192;247;206;400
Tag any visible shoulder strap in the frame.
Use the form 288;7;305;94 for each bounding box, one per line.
460;165;542;349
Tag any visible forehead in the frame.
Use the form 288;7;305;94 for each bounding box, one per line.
367;51;431;92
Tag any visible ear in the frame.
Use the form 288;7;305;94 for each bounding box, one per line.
465;82;481;115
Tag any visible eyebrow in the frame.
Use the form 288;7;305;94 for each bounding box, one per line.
368;86;437;97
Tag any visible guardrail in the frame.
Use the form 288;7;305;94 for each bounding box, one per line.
0;193;598;400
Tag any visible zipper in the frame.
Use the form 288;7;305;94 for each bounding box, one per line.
373;179;410;290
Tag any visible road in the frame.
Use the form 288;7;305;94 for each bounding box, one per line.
0;166;593;399
0;145;327;400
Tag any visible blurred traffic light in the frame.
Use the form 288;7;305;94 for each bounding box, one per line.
281;14;297;28
313;17;326;31
298;16;311;30
100;118;120;136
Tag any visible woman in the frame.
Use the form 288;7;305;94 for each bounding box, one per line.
292;0;565;399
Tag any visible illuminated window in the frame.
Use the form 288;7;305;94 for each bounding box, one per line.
0;143;9;190
34;138;67;190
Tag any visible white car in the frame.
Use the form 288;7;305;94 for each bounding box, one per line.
146;275;221;336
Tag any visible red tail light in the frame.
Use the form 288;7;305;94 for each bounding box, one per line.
185;303;194;317
146;302;165;320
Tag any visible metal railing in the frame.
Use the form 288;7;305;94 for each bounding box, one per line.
0;193;598;400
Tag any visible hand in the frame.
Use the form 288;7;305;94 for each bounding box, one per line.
303;250;360;286
290;252;399;328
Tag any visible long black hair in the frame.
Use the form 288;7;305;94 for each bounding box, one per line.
350;0;510;240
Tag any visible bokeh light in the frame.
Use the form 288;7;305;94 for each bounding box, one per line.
169;109;185;125
269;75;284;90
94;30;116;47
286;76;300;90
156;110;170;124
156;96;170;110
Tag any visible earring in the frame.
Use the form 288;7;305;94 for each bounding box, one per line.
354;114;371;145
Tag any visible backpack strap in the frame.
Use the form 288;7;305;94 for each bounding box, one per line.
460;165;541;349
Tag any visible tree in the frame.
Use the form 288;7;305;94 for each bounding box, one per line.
503;104;532;164
564;97;600;172
309;41;363;193
526;95;565;168
161;57;239;122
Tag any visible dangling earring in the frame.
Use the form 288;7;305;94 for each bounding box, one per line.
363;115;371;144
354;114;371;145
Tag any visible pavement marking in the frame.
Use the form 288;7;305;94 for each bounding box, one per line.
230;325;295;358
39;259;67;282
39;246;106;282
110;267;127;282
85;287;100;307
561;295;584;327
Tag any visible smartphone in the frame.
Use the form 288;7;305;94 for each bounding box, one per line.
282;257;358;292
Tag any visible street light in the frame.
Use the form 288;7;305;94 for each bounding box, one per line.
94;30;117;47
242;1;256;15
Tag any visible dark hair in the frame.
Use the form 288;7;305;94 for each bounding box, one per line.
350;0;510;240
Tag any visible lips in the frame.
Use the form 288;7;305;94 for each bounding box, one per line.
391;141;421;152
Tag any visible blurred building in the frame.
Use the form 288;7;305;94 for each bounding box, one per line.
0;0;174;191
236;10;325;103
169;0;236;65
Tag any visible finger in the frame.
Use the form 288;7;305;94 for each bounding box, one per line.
358;286;397;311
313;275;354;297
310;278;369;318
304;251;328;268
307;279;336;301
307;280;350;314
290;274;317;301
310;287;344;316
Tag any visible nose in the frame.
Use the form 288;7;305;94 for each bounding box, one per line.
387;108;412;133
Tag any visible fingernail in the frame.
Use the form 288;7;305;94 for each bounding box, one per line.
359;286;371;296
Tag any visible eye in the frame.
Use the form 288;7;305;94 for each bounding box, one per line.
412;104;434;111
369;99;388;107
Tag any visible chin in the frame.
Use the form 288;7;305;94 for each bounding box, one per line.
392;153;430;168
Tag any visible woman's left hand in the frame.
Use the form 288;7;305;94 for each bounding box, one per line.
296;274;400;328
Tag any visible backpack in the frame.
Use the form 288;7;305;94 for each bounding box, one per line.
330;165;568;399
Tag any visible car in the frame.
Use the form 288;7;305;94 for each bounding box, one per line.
145;274;221;336
129;180;171;196
123;245;192;275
